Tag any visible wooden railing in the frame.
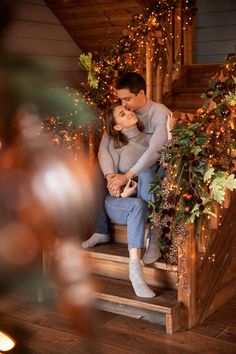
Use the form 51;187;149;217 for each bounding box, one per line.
178;189;236;329
145;0;196;102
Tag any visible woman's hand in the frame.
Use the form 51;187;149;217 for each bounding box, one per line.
107;171;135;191
120;179;137;198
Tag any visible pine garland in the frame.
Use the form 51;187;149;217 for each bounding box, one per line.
149;53;236;262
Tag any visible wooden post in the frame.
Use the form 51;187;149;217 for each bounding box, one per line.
178;224;197;329
223;189;231;209
155;62;164;102
184;22;195;65
173;3;183;81
146;41;154;100
210;203;220;229
183;17;195;65
163;38;173;97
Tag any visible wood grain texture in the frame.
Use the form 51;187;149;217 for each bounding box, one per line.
195;0;236;63
45;0;147;53
197;191;236;323
3;0;84;86
1;292;236;352
93;275;179;313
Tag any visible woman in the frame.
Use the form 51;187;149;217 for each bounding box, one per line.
98;105;161;298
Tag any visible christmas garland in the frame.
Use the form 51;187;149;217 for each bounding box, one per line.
79;0;196;112
149;53;236;262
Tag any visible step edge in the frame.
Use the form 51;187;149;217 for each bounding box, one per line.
93;291;177;314
84;249;178;272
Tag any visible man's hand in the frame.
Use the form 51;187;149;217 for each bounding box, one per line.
107;173;129;191
106;174;122;197
120;179;137;198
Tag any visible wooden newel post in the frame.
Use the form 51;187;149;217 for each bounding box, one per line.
178;223;197;329
146;41;154;100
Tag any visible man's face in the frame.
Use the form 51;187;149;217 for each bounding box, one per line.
117;88;145;112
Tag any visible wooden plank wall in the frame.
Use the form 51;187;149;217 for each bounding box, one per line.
195;0;236;63
2;0;86;86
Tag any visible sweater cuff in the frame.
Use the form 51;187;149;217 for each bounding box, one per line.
103;169;115;177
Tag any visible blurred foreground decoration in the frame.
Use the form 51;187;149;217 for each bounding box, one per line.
0;1;98;351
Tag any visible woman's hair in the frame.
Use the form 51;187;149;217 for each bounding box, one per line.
104;105;144;149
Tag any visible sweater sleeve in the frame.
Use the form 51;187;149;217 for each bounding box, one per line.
130;113;168;176
98;132;116;176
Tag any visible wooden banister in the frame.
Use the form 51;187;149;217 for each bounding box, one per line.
177;224;197;328
150;1;197;102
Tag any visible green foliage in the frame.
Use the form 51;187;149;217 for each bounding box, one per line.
150;53;236;256
79;53;98;89
206;170;236;204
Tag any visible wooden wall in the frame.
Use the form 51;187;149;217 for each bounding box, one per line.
195;0;236;63
2;0;86;86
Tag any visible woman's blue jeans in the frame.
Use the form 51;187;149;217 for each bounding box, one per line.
105;169;156;250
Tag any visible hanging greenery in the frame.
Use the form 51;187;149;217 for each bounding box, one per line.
149;53;236;262
79;0;196;112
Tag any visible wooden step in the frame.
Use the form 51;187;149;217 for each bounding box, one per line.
83;243;178;290
93;274;181;334
186;63;220;74
173;86;206;93
110;223;149;244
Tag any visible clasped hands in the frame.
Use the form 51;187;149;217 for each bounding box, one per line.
107;173;137;198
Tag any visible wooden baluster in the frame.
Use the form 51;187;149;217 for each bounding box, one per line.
146;41;154;100
183;13;195;65
155;62;164;103
163;9;174;98
210;202;220;230
223;189;231;209
178;224;197;329
173;3;183;81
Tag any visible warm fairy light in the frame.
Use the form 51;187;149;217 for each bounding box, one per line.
0;331;16;351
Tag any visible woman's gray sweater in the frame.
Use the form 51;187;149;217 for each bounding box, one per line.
98;100;170;176
108;126;150;174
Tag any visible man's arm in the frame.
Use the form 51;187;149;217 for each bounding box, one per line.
107;122;167;191
130;114;168;176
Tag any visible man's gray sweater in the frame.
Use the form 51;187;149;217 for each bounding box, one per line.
98;100;170;176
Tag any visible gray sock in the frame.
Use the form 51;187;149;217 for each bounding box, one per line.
81;233;110;248
129;259;156;298
142;229;161;265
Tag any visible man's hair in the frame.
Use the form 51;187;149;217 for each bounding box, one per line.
116;72;146;94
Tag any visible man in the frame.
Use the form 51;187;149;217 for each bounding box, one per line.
82;72;171;264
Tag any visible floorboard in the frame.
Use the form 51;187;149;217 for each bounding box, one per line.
0;293;235;353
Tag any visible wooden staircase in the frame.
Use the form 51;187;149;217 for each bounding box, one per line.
38;62;236;335
82;224;181;334
166;64;220;112
79;190;236;334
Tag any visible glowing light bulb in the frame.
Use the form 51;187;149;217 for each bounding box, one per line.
0;331;16;351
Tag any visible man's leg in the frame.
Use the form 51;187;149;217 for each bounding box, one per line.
137;169;161;264
82;164;110;248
